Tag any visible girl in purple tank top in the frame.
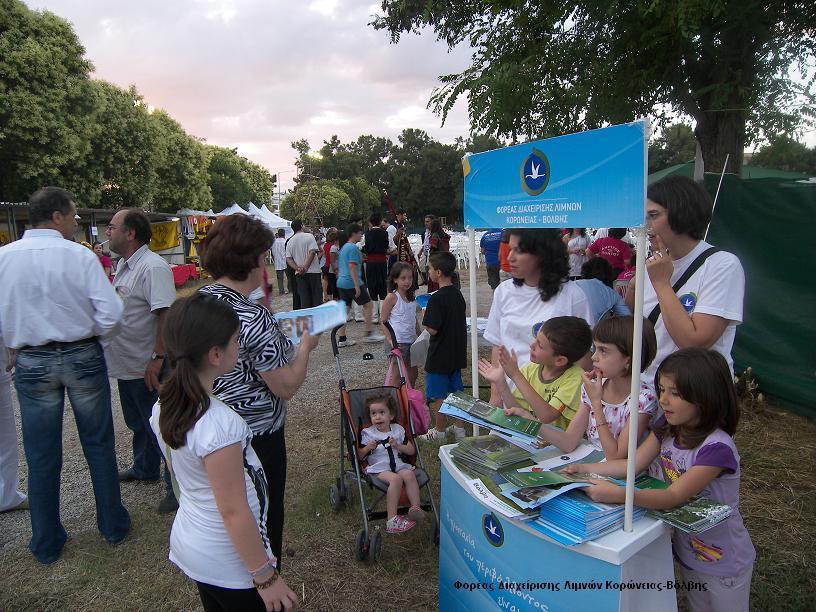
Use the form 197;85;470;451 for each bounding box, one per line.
564;348;755;612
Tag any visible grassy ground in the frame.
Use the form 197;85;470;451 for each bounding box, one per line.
1;270;813;610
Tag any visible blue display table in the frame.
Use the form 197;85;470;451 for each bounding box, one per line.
438;445;678;611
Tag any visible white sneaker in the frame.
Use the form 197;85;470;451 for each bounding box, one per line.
421;428;445;441
337;339;356;348
363;331;385;343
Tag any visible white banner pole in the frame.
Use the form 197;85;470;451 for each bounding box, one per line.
468;228;480;436
624;227;648;531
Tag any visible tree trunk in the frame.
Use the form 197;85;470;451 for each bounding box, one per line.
694;110;746;177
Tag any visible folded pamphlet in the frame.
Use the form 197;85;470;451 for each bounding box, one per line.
273;300;347;345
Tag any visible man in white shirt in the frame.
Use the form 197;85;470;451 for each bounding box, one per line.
104;208;178;514
272;229;287;295
285;219;322;309
0;186;129;564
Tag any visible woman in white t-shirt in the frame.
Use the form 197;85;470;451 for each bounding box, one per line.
629;176;745;382
150;294;298;611
485;229;592;403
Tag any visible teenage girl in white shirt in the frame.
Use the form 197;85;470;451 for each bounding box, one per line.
151;294;298;611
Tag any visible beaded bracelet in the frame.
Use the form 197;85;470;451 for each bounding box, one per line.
253;569;280;590
596;421;609;428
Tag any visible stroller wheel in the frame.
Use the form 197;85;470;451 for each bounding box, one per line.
354;528;368;562
367;529;383;564
328;484;343;512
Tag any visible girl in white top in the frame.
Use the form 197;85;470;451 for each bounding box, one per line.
534;316;658;460
358;392;424;534
379;262;422;387
150;293;297;612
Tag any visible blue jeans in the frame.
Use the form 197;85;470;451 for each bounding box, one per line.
14;341;130;563
117;378;172;492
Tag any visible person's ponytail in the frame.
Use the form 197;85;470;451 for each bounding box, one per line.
156;293;240;449
159;358;211;449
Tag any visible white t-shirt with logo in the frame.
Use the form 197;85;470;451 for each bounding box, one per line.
150;396;271;589
484;279;592;368
643;240;744;383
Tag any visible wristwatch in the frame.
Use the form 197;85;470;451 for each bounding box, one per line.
150;352;165;361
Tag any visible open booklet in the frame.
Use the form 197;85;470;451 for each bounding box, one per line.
442;391;542;439
273;300;347;345
628;475;734;533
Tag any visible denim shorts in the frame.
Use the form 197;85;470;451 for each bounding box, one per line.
425;370;463;401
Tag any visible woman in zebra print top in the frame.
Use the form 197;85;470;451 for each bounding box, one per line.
199;214;320;572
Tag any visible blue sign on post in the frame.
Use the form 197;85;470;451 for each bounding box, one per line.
463;121;647;229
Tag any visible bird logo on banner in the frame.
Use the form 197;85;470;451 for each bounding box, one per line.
520;147;550;195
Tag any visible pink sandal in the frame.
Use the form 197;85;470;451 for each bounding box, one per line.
386;515;416;534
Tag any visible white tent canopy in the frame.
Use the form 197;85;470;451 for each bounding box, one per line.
217;203;249;216
177;207;217;217
211;202;291;234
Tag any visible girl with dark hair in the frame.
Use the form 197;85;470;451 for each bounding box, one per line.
532;316;657;459
150;294;298;611
564;348;755;612
484;228;591;378
564;228;590;280
631;175;745;383
379;261;421;386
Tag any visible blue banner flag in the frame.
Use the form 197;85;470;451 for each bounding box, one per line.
463;121;647;229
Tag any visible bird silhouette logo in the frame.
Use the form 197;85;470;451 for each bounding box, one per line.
678;293;697;314
482;512;505;547
520;148;550;195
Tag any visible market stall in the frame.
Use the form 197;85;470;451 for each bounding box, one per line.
439;121;676;610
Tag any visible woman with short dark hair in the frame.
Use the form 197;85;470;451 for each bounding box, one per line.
198;214;320;571
631;175;745;382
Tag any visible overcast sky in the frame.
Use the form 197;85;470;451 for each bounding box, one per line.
25;0;473;190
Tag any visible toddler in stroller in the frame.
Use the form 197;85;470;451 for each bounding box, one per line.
358;393;426;533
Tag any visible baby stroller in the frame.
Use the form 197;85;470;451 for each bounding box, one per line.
328;322;440;563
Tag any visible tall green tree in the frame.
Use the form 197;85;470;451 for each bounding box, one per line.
280;180;353;227
206;145;251;210
388;129;462;223
89;81;162;208
331;176;381;220
751;135;816;174
150;111;212;212
374;0;816;176
648;123;698;173
241;158;275;206
0;0;96;202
